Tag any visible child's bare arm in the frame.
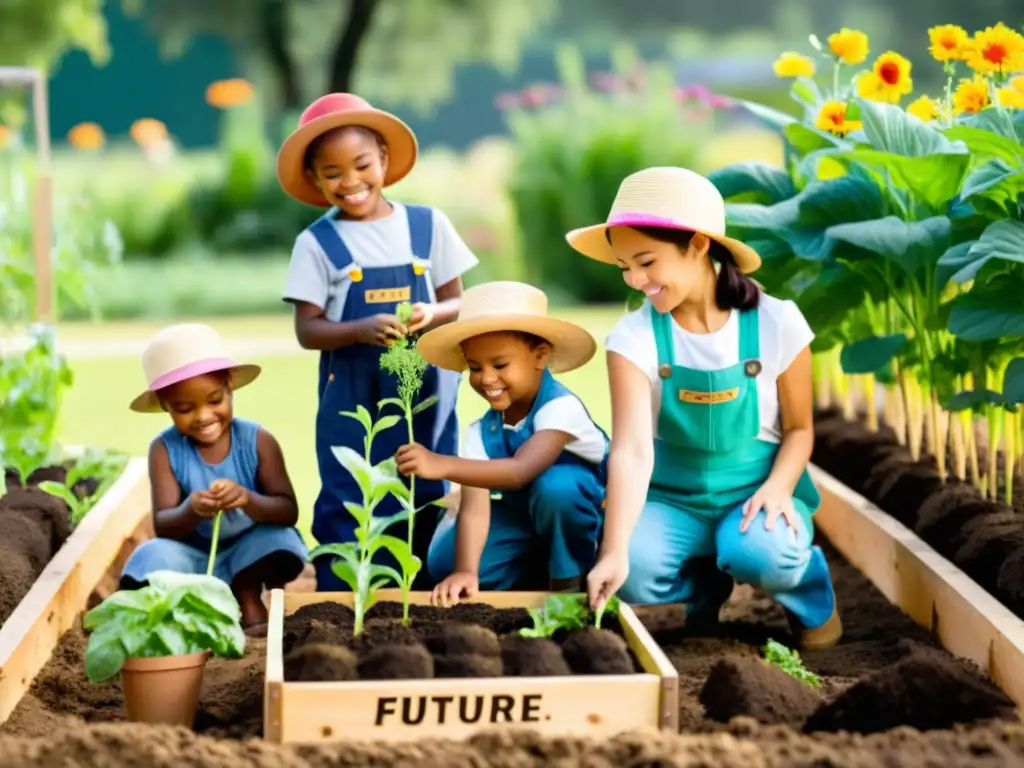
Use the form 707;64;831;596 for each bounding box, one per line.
245;428;300;526
150;439;207;539
398;430;573;491
452;485;491;574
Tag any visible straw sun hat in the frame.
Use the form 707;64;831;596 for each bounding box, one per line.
565;166;762;273
416;282;597;374
130;324;261;413
276;93;418;207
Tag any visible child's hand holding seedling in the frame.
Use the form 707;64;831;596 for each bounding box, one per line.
356;314;407;347
396;442;448;480
190;490;220;518
210;478;248;511
405;302;434;335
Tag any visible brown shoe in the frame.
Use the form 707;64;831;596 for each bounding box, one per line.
787;606;843;651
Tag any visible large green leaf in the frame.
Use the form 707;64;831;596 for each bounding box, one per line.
708;162;796;204
838;150;970;211
945;220;1024;283
784;123;849;156
840;334;909;375
725;197;801;231
959;159;1024;201
936;240;981;286
1004;358;1024;405
734;99;799;130
944;125;1024;167
331;446;374;499
957;109;1021;141
797;174;885;226
945;388;1006;411
826;215;952;276
948;277;1024;341
858;99;969;158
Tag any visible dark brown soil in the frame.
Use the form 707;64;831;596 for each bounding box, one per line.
811;410;1024;620
2;536;1022;766
699;655;823;725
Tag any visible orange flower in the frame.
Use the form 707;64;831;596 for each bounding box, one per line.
814;101;861;137
67;122;105;151
856;52;913;104
205;78;255;109
966;23;1024;75
953;75;991;114
928;25;970;62
130;118;168;148
0;125;11;149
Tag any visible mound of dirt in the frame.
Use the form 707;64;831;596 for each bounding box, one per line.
699;655;823;725
804;645;1017;734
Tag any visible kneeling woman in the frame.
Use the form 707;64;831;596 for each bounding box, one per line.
565;166;842;650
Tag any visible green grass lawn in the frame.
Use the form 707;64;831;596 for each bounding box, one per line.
58;308;623;545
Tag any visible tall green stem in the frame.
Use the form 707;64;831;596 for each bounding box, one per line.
403;406;416;625
206;510;223;577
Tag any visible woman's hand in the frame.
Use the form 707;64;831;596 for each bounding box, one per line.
740;482;799;534
586;549;629;610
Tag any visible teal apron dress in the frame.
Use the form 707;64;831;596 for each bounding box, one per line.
617;304;835;630
427;369;607;589
307;205;460;592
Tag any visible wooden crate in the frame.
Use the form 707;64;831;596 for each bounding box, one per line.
0;457;151;723
811;465;1024;712
264;589;679;744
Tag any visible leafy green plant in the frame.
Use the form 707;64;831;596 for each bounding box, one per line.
762;638;821;689
518;594;621;638
83;570;246;684
37;448;129;526
308;405;416;635
709;23;1024;505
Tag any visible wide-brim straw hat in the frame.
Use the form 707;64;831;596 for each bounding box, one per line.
416;282;597;374
130;323;261;413
565;166;762;273
277;93;418;207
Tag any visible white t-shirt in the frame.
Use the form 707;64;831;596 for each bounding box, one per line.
604;294;814;443
460;394;607;464
281;201;479;319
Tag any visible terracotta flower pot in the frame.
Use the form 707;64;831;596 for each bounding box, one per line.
120;649;211;727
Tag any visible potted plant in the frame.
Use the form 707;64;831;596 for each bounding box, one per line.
82;569;246;727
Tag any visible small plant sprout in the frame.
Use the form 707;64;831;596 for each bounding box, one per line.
518;594;621;638
38;448;129;526
379;300;439;625
762;638;821;690
309;406;415;635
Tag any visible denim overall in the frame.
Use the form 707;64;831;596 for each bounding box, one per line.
308;205;460;591
121;418;308;588
427;369;608;589
617;305;835;630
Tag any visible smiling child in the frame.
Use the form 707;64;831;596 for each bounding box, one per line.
393;282;609;605
118;323;308;635
276;93;479;591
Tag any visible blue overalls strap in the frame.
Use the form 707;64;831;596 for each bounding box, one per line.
739;308;759;361
651;304;675;367
307;209;354;270
405;204;434;260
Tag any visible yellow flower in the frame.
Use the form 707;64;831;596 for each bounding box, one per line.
828;28;869;65
997;87;1024;109
966;23;1024;75
953;75;991;114
928;24;971;62
131;118;168;148
67;122;105;150
773;51;815;78
1010;74;1024;93
907;95;941;122
205;78;255;109
856;51;913;104
814;100;861;136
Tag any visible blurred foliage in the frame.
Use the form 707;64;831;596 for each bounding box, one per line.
505;45;717;304
0;0;110;127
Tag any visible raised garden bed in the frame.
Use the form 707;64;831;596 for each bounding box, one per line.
0;456;150;723
1;463;1023;765
265;590;678;743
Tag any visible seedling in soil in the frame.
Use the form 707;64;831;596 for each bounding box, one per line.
379;300;440;625
518;594;621;638
309;405;417;635
762;638;820;690
37;448;129;526
82;569;246;683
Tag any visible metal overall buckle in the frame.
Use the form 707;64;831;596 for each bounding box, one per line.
743;359;763;377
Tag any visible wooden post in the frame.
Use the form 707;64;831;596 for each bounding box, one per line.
0;67;53;323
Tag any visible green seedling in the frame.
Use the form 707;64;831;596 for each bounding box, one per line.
518;594;621;638
310;405;417;635
38;447;129;526
83;569;245;683
762;638;820;690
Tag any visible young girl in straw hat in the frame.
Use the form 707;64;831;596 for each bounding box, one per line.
276;93;479;591
566;166;842;651
394;281;609;604
119;323;309;635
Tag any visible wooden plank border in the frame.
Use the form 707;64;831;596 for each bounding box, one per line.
811;464;1024;709
264;589;680;744
0;457;150;722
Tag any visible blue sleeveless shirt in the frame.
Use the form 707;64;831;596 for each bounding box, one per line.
159;417;261;542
